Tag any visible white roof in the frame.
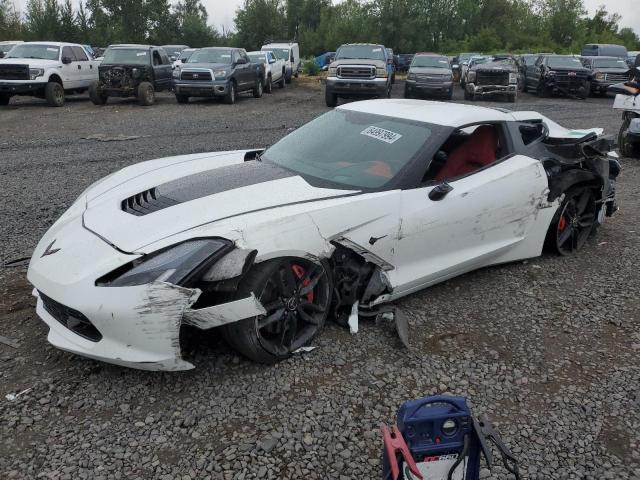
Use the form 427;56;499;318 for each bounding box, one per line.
338;99;514;127
18;41;80;47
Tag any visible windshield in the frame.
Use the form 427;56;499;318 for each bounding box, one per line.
548;56;583;68
102;48;149;65
248;53;266;64
263;110;433;189
523;55;538;65
0;43;17;54
411;56;449;68
6;44;59;60
470;57;490;66
336;45;385;61
459;53;480;63
178;50;194;61
593;58;627;69
188;49;232;64
266;48;290;61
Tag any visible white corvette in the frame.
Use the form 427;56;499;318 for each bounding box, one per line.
27;100;620;371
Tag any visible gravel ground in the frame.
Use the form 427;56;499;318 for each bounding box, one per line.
1;81;639;479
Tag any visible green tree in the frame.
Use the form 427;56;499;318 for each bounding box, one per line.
234;0;287;51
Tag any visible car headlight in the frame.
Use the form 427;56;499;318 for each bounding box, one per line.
328;66;337;76
407;73;416;80
467;71;476;82
376;67;387;78
99;239;231;287
29;68;44;80
546;70;556;77
213;70;227;79
172;67;181;78
509;73;518;84
594;72;605;81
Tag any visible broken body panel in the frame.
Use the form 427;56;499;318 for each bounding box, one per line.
27;100;618;370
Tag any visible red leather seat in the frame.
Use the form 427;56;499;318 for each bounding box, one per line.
434;126;498;181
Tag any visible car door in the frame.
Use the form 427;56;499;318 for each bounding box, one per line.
71;46;94;86
528;57;542;89
390;122;550;298
60;46;81;89
153;49;172;90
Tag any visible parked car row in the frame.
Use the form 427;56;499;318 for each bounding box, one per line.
0;41;301;107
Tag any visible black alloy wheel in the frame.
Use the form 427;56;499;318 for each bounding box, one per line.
222;258;332;363
546;187;597;256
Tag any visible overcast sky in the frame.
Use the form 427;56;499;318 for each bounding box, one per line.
11;0;640;35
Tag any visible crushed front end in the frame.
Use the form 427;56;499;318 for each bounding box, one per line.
98;64;151;97
466;63;518;100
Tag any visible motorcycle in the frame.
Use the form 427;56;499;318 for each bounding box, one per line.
609;66;640;158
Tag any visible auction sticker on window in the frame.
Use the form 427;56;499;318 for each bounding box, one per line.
361;126;403;144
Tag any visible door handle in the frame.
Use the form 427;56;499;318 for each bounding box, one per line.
77;65;81;70
428;182;453;201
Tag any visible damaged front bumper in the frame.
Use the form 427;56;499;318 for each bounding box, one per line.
27;218;266;371
467;83;516;96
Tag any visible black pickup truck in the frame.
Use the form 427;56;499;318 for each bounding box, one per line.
173;47;265;104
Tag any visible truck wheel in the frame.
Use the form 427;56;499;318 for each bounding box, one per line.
0;94;10;106
253;78;263;98
325;89;337;108
265;75;272;93
464;88;472;100
224;81;236;104
508;92;517;102
279;71;286;88
285;72;292;84
536;82;548;98
137;82;155;106
403;85;412;99
175;94;189;104
89;81;107;105
522;80;528;92
618;115;635;157
45;82;64;107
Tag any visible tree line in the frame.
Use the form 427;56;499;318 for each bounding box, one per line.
1;0;639;56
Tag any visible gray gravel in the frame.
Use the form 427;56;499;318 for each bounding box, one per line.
1;81;639;479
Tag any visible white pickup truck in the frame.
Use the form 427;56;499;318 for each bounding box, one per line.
0;41;100;107
247;50;285;92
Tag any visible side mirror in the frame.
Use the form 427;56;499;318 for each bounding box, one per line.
235;57;247;65
0;52;5;59
170;55;176;62
428;183;453;201
269;58;276;64
62;56;72;64
387;58;393;65
181;58;187;63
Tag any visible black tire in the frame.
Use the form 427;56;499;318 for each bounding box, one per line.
464;88;472;100
618;115;635;157
522;79;528;92
137;81;155;106
391;73;396;85
253;78;263;98
508;92;517;102
285;73;292;84
265;75;272;93
175;94;189;104
0;94;10;106
544;186;598;256
536;82;548;98
325;89;337;107
89;81;107;105
578;82;589;100
224;81;236;104
279;73;285;88
45;81;64;107
403;86;412;99
221;258;332;363
446;87;453;100
294;71;299;78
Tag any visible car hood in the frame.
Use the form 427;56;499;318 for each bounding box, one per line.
181;62;230;70
82;150;359;253
592;67;628;74
0;58;60;68
331;58;386;68
409;67;451;75
471;61;516;72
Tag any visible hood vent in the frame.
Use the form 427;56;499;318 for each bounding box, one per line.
121;188;178;216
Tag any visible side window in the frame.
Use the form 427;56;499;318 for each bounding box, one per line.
159;50;170;64
518;122;546;146
72;46;88;61
62;46;76;62
232;50;240;63
152;50;162;66
241;51;250;63
422;123;509;183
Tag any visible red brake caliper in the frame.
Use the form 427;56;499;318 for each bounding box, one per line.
291;264;314;303
558;215;567;232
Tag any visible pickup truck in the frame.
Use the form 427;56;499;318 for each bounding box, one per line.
173;47;264;104
0;41;100;107
247;50;285;92
325;43;392;107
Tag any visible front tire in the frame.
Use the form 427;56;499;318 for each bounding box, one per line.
137;82;155;106
507;92;517;102
545;187;597;256
618;115;636;157
253;78;263;98
265;75;272;93
45;82;64;107
224;81;236;104
0;94;10;106
89;81;107;105
222;258;332;363
325;89;337;107
175;94;189;104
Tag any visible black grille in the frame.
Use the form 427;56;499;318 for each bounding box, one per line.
337;66;375;79
121;187;179;216
604;73;628;82
181;70;212;81
416;74;449;86
476;71;509;85
0;64;29;80
553;72;588;88
39;292;102;342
